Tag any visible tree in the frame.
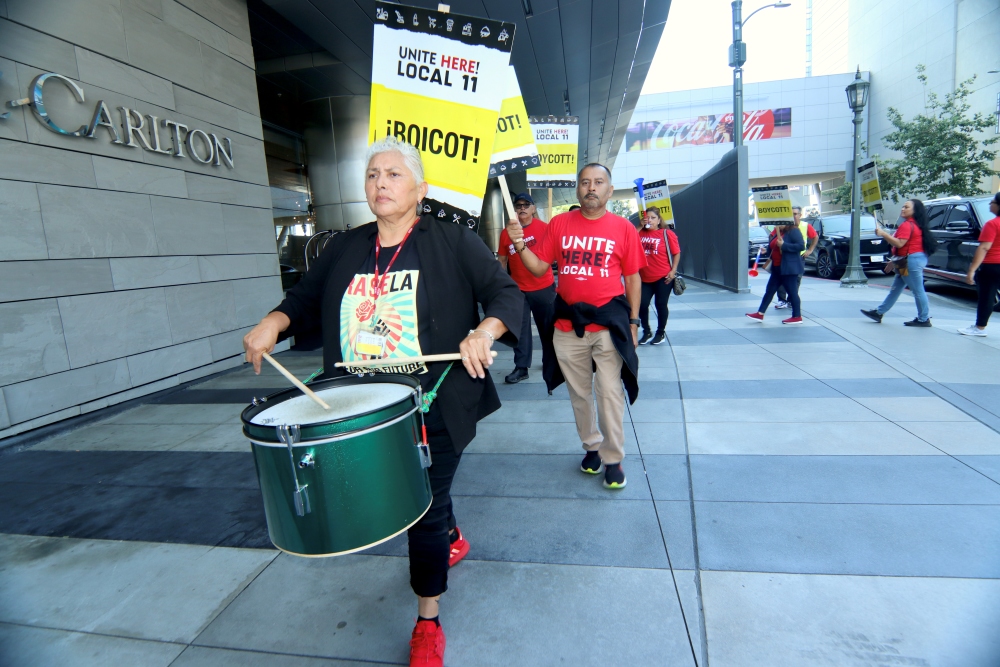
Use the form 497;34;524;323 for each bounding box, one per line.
825;151;901;210
609;199;637;219
879;65;999;201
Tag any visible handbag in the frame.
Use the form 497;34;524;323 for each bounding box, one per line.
663;229;686;295
884;254;908;275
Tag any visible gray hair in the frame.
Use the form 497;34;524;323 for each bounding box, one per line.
366;135;425;184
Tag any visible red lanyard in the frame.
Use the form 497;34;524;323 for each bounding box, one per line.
372;224;414;302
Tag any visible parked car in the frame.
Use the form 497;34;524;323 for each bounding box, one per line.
748;226;771;267
923;196;996;288
802;212;884;279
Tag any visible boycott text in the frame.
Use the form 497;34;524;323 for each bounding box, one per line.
384;119;482;162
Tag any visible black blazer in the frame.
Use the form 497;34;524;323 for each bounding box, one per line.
273;214;523;453
778;227;805;276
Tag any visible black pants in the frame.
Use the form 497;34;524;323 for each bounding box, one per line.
407;408;461;598
759;270;801;317
777;274;802;302
639;279;673;335
976;264;1000;328
513;285;555;369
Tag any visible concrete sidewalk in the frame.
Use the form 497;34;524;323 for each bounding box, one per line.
2;275;1000;666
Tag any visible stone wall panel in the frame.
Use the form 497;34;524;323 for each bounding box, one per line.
39;184;157;258
0;179;46;261
0;259;114;303
58;288;173;367
0;299;71;386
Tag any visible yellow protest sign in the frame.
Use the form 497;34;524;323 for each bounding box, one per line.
371;2;514;226
634;179;674;222
752;185;794;224
857;161;883;209
488;66;540;177
527;116;579;188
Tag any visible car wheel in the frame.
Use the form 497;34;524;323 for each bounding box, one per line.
816;251;836;280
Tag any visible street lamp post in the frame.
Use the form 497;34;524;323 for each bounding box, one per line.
730;2;790;146
840;67;871;288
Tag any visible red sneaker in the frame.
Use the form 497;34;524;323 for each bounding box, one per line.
782;316;803;324
410;619;445;667
745;312;764;322
449;527;469;567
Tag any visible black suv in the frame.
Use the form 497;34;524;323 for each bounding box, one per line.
802;212;884;279
923;196;995;287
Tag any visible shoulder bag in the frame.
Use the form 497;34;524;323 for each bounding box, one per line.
664;230;686;295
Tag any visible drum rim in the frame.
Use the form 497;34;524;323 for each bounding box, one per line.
268;497;432;558
246;405;419;447
241;373;420;442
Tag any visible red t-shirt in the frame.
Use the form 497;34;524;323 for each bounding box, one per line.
894;218;924;256
532;209;647;332
769;230;782;266
979;217;1000;264
498;219;555;292
638;228;680;282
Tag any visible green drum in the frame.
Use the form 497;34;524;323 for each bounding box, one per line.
241;374;432;557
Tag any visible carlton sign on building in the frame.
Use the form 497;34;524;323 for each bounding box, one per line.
5;72;235;167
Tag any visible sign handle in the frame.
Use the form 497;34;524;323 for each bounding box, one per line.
497;174;517;220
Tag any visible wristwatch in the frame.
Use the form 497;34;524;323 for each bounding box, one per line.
629;318;641;326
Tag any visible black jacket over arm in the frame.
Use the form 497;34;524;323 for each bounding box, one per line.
542;295;640;404
272;214;523;453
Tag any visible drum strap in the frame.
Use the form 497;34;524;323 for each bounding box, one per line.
419;362;455;413
304;367;324;384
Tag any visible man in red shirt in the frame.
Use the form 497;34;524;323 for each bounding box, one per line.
505;164;646;490
497;192;556;382
776;206;817;308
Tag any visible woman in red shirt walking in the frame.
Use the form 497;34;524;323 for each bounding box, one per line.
637;206;681;345
959;192;1000;336
861;199;934;326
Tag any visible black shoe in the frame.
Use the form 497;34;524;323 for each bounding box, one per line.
504;367;529;384
638;331;653;345
904;318;932;327
650;332;666;345
861;309;883;323
603;463;627;489
581;451;603;474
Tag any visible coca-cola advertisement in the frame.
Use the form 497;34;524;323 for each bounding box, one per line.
626;108;791;152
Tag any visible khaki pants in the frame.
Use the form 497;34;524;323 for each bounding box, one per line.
552;328;626;464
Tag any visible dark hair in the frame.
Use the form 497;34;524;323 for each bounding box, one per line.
646;206;661;217
568;204;581;211
993;192;1000;208
908;199;937;255
578;163;612;179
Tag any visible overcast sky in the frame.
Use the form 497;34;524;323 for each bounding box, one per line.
642;0;828;94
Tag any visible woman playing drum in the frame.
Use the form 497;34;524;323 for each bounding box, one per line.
243;136;523;667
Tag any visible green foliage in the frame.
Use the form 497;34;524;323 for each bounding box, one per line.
880;64;999;201
826;152;900;210
608;199;637;219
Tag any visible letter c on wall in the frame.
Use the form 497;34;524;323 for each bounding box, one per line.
24;73;88;136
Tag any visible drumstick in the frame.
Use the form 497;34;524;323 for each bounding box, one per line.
334;351;498;368
262;352;331;410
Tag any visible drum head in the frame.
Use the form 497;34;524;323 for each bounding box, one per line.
241;374;420;444
249;383;413;426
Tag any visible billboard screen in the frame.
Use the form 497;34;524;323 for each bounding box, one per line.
626;108;791;152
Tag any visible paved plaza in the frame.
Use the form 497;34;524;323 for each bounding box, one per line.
2;276;1000;666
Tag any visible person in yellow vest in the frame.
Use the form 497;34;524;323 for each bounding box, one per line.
776;206;818;309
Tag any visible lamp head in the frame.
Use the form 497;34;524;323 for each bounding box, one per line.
774;2;791;6
845;66;870;112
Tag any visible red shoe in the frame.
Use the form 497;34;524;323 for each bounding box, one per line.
449;527;469;567
745;312;764;322
782;316;803;324
410;619;445;667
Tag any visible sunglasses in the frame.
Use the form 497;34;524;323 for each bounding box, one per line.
514;203;532;210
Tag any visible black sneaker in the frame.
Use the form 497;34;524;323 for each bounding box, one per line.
603;463;627;489
581;451;603;474
904;319;932;327
861;309;883;323
650;332;666;345
638;331;653;345
504;367;529;384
